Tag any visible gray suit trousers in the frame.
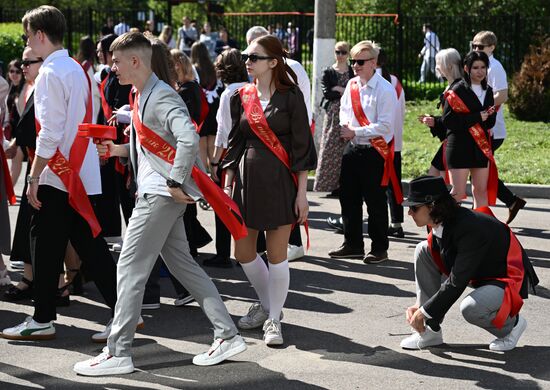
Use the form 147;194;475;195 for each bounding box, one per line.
414;240;515;338
107;194;237;357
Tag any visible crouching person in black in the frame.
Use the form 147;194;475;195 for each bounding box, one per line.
401;175;538;351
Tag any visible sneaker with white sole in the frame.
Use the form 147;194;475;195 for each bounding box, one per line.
263;318;283;346
174;291;195;307
237;302;284;330
73;346;134;376
287;244;304;262
400;326;443;350
91;316;145;343
10;261;25;270
192;334;247;366
489;316;527;351
1;316;55;340
0;268;11;286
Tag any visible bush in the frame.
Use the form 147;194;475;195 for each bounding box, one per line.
403;80;445;100
0;23;25;75
509;36;550;122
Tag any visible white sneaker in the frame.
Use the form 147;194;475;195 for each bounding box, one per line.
73;346;134;376
91;316;145;343
0;268;11;286
237;303;284;330
287;244;304;262
174;292;195;307
263;318;283;346
489;316;527;351
9;261;24;270
1;316;55;340
192;335;247;366
141;302;160;310
400;326;443;350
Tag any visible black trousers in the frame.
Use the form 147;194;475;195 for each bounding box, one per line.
10;163;32;264
387;151;404;224
30;185;117;323
491;138;516;207
339;144;388;252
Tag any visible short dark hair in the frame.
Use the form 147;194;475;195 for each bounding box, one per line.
22;5;66;45
463;50;490;89
428;194;460;225
215;48;248;84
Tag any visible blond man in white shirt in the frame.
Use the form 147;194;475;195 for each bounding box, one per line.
328;40;397;264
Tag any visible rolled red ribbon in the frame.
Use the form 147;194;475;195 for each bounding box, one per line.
78;124;117;158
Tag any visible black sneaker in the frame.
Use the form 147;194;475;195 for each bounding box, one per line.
328;245;364;259
326;216;344;232
363;251;389;264
203;254;233;268
174;291;195;307
387;226;404;238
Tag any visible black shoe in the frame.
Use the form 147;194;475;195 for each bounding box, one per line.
506;197;526;225
325;188;340;198
363;251;389;264
328;245;364;259
56;284;71;307
4;277;33;301
387;226;405;238
326;216;344;232
203;254;233;268
174;291;195;306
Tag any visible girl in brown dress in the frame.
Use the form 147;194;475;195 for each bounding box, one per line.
222;35;316;346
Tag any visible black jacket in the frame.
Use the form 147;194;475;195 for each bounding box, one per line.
14;91;36;150
98;69;132;125
424;207;538;322
320;65;354;109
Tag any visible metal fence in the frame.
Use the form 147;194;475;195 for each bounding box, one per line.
1;8;549;98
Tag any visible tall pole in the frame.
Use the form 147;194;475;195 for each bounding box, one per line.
312;0;336;148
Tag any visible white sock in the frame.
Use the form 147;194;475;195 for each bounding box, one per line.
268;260;290;320
241;255;270;311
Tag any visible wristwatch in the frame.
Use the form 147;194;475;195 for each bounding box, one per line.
166;179;182;188
26;175;39;185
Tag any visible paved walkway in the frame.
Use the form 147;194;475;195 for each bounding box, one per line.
1;180;549;389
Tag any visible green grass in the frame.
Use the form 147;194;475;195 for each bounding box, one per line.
402;100;550;184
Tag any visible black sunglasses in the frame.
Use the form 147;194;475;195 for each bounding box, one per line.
472;44;486;50
22;59;43;67
349;58;375;66
335;50;348;55
409;204;425;213
241;53;274;63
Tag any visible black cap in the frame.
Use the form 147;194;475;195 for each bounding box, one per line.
403;175;450;207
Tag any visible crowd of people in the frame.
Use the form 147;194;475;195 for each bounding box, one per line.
0;4;538;378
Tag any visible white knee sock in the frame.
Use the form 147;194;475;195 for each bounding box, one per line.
241;255;270;311
268;260;290;320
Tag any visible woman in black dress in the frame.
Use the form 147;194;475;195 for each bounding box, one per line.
442;51;496;208
222;35;316;346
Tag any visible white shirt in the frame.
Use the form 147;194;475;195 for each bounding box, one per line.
339;73;397;145
286;58;312;125
215;81;247;148
377;69;407;152
114;23;130;36
34;49;101;195
178;26;199;51
420;31;440;59
135;96;170;197
487;55;508;139
471;84;487;105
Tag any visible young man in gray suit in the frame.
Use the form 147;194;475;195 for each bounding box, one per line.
73;32;246;376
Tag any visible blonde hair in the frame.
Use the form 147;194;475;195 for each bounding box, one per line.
171;49;195;82
350;40;380;59
335;41;350;52
473;31;497;47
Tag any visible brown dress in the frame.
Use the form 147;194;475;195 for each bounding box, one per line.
222;85;317;230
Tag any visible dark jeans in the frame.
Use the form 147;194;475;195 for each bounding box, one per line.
387;151;404;224
30;185;117;323
339;144;388;252
491;138;517;208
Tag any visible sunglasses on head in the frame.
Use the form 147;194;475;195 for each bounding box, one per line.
21;59;43;67
472;43;486;50
241;53;274;63
349;58;374;66
335;50;348;55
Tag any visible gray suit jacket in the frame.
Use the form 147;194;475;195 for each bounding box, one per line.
121;73;204;199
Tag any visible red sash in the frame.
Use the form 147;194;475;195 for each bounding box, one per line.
427;207;525;329
100;76;113;122
445;90;498;205
35;59;102;237
350;80;403;204
198;88;210;132
238;84;311;248
394;78;403;100
0;126;16;205
131;106;247;240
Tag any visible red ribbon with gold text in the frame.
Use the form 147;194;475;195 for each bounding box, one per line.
427;206;524;329
350;80;403;204
131;107;247;240
445;90;498;205
0;126;16;205
34;60;102;237
238;83;310;249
